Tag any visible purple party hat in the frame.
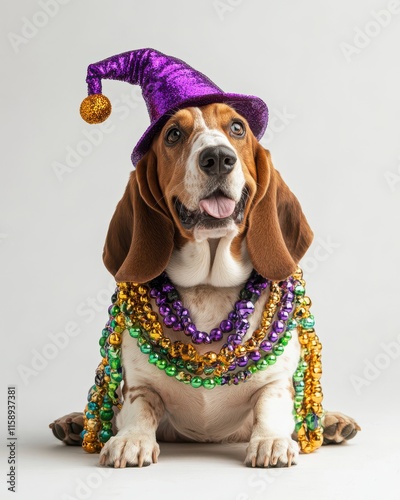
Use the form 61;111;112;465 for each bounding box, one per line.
80;48;268;166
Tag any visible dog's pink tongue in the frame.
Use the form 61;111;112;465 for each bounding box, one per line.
199;195;236;219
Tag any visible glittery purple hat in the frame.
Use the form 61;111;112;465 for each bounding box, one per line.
80;48;268;165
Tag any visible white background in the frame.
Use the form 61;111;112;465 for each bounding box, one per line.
1;0;400;499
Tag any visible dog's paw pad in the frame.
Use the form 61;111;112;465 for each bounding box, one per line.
323;411;361;445
245;436;299;468
49;412;84;446
99;433;160;468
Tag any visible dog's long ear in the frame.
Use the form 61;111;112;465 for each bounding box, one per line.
103;150;174;283
247;145;313;281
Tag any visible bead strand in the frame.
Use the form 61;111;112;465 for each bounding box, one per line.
291;268;324;454
149;271;269;345
81;290;124;453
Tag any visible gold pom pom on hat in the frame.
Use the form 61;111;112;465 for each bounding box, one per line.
80;94;112;124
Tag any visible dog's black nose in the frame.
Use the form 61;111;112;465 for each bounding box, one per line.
199;146;237;176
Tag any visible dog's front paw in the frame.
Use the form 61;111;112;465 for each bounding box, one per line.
99;432;160;468
245;436;299;468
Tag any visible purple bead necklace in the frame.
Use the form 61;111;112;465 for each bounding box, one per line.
217;277;295;372
149;271;270;345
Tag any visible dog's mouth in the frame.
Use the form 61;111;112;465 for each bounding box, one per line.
174;189;248;230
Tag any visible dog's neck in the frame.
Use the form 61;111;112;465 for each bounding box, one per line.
166;231;252;288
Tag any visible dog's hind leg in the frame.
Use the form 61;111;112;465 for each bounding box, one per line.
49;412;85;446
322;411;361;445
49;411;118;446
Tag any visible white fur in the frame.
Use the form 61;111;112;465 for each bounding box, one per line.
99;106;300;468
167;229;252;287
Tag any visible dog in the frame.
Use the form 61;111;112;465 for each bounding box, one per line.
50;103;360;468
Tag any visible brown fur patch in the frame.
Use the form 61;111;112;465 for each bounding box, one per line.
230;233;246;262
129;392;147;404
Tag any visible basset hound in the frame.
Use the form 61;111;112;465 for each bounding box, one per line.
50;103;360;468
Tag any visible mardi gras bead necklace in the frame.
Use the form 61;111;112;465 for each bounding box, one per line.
81;268;324;455
150;271;270;344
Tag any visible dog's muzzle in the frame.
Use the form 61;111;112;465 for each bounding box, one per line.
174;145;245;230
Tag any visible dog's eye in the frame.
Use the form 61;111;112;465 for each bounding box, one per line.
230;121;245;137
165;127;182;145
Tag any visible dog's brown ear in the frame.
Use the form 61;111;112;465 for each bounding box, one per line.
103;150;174;283
247;146;313;281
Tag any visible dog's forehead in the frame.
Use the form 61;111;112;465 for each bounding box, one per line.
194;104;239;129
169;104;239;132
